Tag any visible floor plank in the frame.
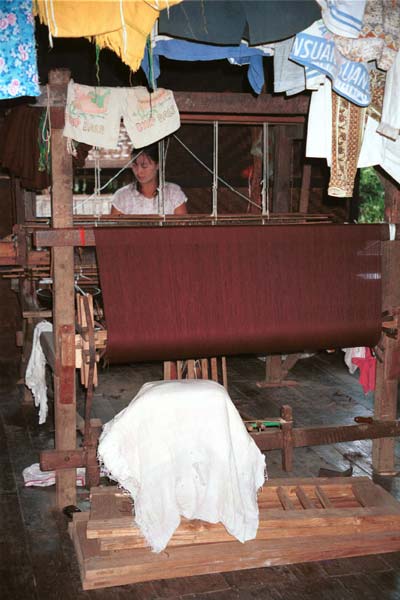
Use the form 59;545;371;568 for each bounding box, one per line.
1;351;400;598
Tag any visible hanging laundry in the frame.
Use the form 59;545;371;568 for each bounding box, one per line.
34;0;182;74
342;347;367;375
333;0;400;72
329;92;366;197
351;348;377;394
0;0;40;100
290;19;371;107
25;321;53;425
358;116;400;187
63;81;180;149
142;38;273;95
307;76;400;190
317;0;366;38
0;105;51;190
306;79;333;164
377;50;400;141
274;37;325;96
158;0;320;46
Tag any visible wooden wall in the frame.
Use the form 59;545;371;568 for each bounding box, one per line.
0;177;21;369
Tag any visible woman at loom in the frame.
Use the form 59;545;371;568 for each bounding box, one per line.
110;143;188;215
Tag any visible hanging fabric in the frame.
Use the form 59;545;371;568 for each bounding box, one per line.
34;0;183;73
290;19;371;107
141;38;273;95
63;81;180;149
158;0;320;46
0;0;40;100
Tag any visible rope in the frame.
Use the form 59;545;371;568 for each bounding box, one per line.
93;148;101;222
172;134;262;212
212;121;218;217
43;1;52;47
48;0;58;36
44;0;57;47
95;45;101;86
77;155;136;210
158;139;166;219
119;0;128;57
38;88;51;172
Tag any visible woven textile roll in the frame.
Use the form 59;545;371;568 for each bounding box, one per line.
94;224;382;364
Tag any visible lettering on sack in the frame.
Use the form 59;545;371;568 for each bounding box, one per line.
136;116;156;132
157;106;176;122
82;119;104;134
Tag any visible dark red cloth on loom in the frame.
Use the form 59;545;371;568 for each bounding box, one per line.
94;224;382;364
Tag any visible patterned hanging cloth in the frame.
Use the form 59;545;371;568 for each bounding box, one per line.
0;0;40;100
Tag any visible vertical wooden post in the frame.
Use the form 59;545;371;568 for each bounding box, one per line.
299;163;311;214
272;127;291;213
248;127;262;214
281;404;293;472
373;177;400;475
49;69;77;507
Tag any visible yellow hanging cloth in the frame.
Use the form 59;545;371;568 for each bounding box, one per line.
34;0;182;73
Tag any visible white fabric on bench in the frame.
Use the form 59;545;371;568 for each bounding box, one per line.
98;379;266;552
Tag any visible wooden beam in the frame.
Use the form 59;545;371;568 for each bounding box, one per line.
373;176;400;474
32;223;400;250
175;92;310;116
49;68;77;509
251;420;400;452
35;86;311;116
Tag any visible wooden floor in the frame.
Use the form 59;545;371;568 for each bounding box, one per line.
2;352;400;599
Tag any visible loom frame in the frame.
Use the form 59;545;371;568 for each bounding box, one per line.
15;69;400;508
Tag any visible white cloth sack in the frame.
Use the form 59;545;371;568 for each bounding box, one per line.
98;379;266;553
63;81;121;148
25;320;53;425
123;86;180;149
64;81;180;149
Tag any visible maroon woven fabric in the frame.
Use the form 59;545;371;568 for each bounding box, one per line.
94;224;382;364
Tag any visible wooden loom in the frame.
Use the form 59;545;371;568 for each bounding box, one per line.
7;69;400;585
35;72;400;475
70;477;400;590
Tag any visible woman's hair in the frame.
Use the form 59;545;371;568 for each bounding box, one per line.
131;142;159;164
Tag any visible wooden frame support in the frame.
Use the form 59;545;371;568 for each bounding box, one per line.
49;69;77;508
257;354;302;388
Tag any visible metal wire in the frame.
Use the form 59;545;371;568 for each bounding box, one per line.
173;134;262;212
212;121;218;217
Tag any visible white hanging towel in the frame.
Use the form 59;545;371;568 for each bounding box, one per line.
25;320;53;424
123;86;180;149
98;379;266;553
63;80;180;149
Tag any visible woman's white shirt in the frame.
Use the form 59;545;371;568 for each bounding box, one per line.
111;182;187;214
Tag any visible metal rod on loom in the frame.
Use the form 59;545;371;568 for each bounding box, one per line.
158;138;165;221
261;123;269;220
212;121;218;219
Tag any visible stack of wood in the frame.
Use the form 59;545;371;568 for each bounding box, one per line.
69;477;400;590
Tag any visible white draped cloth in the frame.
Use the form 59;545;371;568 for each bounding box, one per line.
98;379;266;553
25;320;53;425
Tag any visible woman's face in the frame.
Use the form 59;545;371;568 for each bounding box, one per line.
132;154;159;186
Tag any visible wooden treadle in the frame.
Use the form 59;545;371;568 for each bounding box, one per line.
69;477;400;590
